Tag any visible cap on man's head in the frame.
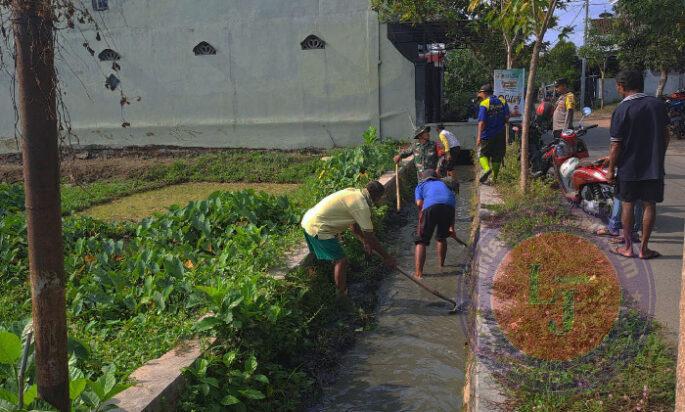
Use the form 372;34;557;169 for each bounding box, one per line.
479;84;494;94
413;125;431;139
437;124;445;130
554;78;568;87
365;180;385;202
420;169;439;181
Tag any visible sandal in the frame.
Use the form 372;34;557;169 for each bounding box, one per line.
609;247;635;258
639;250;661;260
608;234;640;244
595;228;619;237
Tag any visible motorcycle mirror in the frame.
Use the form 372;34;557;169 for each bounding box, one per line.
582;107;592;117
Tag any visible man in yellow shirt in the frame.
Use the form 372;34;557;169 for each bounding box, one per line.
552;78;575;138
301;181;397;295
437;124;461;192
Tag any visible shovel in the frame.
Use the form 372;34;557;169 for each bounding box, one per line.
373;250;467;314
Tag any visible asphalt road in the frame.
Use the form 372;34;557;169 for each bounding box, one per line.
574;117;685;340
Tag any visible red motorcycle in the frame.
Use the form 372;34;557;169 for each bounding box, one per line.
540;124;596;184
528;107;596;180
559;157;614;217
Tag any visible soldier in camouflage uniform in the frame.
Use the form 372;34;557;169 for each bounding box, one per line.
394;126;445;181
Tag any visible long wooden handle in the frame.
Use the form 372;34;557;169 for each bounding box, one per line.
395;266;457;306
395;164;401;211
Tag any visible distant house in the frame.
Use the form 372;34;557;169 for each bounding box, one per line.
0;0;470;153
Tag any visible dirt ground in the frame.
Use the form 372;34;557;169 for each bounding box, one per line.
0;146;206;183
0;145;323;183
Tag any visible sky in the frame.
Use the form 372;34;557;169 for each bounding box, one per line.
547;1;616;48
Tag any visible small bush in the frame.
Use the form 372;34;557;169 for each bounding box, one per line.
490;143;568;245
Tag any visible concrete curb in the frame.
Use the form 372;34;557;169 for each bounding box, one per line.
463;182;644;412
109;161;415;412
465;183;509;412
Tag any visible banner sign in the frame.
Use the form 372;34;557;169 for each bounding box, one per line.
494;69;526;121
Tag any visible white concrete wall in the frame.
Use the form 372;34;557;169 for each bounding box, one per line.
378;24;416;139
645;71;685;96
601;78;621;104
0;0;417;153
601;72;685;105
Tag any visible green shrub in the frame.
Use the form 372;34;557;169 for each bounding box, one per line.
1;129;397;411
491;143;569;245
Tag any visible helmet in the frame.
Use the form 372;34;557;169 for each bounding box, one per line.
536;101;554;119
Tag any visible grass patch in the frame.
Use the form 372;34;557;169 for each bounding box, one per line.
54;149;322;213
80;182;300;221
490;143;569;245
484;142;676;411
132;150;321;186
496;308;675;412
592;102;620;117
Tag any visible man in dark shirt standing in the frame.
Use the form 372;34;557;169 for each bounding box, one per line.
608;70;670;259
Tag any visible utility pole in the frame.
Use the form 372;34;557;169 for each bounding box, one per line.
580;0;589;108
12;1;69;411
677;232;685;411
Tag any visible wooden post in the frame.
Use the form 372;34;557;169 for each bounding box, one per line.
395;164;401;211
675;231;685;411
12;0;69;410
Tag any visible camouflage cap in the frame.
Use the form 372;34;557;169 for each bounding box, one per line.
413;125;431;139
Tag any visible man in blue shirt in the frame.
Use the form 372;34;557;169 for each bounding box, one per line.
477;84;510;184
414;169;457;278
607;70;670;260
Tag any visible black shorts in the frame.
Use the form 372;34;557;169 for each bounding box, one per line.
415;204;455;245
481;130;506;162
446;147;460;171
617;179;664;203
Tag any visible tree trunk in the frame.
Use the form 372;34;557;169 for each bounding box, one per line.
656;68;669;97
600;69;606;110
520;0;559;193
677;231;685;411
506;43;513;70
12;1;69;411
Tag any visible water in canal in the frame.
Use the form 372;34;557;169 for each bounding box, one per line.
311;166;473;411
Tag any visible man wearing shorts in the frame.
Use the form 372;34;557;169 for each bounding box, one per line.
607;70;670;260
414;169;457;279
476;84;509;184
437;124;461;192
301;181;397;295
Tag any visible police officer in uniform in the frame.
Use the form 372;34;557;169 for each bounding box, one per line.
552;78;575;139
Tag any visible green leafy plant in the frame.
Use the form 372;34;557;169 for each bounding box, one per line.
0;329;127;412
2;133;398;411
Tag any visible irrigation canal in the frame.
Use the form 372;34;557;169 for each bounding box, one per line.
311;165;473;411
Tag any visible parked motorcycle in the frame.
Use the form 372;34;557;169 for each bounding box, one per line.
664;97;685;140
527;107;596;181
544;107;611;216
510;114;550;177
560;157;614;217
